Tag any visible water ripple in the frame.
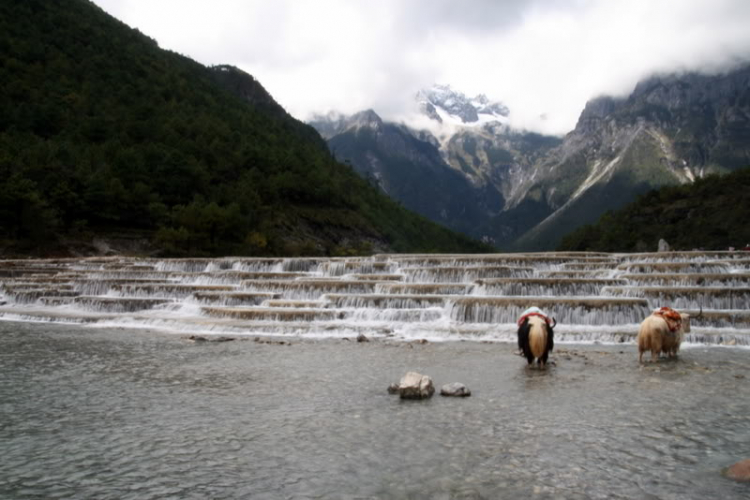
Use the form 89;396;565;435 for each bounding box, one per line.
1;322;749;499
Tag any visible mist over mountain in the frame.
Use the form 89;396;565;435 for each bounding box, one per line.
308;108;505;240
311;65;750;250
505;64;750;250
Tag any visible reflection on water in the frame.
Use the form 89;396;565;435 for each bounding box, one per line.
1;321;749;499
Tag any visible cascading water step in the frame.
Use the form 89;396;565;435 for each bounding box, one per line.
193;291;281;306
111;284;237;298
201;306;342;322
449;296;651;325
74;296;175;312
240;279;378;299
602;286;750;310
474;278;626;296
1;251;749;345
619;273;750;286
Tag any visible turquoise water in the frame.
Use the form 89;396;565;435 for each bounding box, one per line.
1;321;749;499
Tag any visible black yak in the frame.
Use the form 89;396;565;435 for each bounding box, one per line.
517;308;556;368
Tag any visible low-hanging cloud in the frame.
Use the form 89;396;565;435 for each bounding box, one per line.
95;0;750;135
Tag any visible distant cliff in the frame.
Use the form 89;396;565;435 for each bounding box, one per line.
505;65;750;250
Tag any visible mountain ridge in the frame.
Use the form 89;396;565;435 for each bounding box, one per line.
311;66;750;250
506;64;750;250
0;0;490;256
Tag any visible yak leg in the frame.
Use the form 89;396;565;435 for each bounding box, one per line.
649;333;663;363
525;352;535;366
539;350;549;369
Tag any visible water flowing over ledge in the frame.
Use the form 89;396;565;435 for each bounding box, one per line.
1;251;749;345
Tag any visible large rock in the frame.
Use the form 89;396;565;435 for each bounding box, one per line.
440;382;471;397
398;371;435;399
725;458;750;481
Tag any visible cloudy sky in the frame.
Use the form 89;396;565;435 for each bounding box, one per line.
93;0;750;135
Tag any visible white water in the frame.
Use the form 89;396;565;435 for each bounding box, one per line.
1;252;750;345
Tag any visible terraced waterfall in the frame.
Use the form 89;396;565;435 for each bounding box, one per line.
1;252;749;346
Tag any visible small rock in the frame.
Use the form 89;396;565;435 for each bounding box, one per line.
253;337;290;346
398;371;435;399
658;238;670;252
724;458;750;481
187;335;207;342
387;383;399;395
356;333;369;343
440;383;471;397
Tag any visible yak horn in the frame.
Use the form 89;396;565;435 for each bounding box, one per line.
695;306;703;320
550;317;557;328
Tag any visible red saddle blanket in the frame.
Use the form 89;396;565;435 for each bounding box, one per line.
517;312;552;327
654;307;682;332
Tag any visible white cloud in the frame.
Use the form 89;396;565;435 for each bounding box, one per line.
94;0;750;135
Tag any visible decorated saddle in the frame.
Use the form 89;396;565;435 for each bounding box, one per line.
517;306;552;327
654;306;682;332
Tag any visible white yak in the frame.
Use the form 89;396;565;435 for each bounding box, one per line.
637;307;701;362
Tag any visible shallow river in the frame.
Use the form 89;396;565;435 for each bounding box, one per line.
1;321;749;499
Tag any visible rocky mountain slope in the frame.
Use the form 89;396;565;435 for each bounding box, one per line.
310;87;561;243
506;66;750;250
312;67;750;250
309;110;505;239
557;166;750;252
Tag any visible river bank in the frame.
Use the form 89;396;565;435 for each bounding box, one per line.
1;321;749;499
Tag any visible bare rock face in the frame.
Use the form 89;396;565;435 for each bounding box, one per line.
724;458;750;481
398;371;435;399
440;382;471;397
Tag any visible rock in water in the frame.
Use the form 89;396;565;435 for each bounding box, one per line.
387;383;400;394
724;458;750;481
398;371;435;399
658;238;670;252
356;333;369;343
440;383;471;397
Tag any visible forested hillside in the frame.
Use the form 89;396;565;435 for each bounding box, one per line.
557;167;750;252
0;0;490;256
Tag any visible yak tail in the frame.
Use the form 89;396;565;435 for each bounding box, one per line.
546;322;554;353
528;320;547;360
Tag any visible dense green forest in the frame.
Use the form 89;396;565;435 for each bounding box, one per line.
0;0;490;256
558;167;750;252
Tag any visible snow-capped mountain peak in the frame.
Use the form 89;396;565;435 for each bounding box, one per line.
415;84;510;126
